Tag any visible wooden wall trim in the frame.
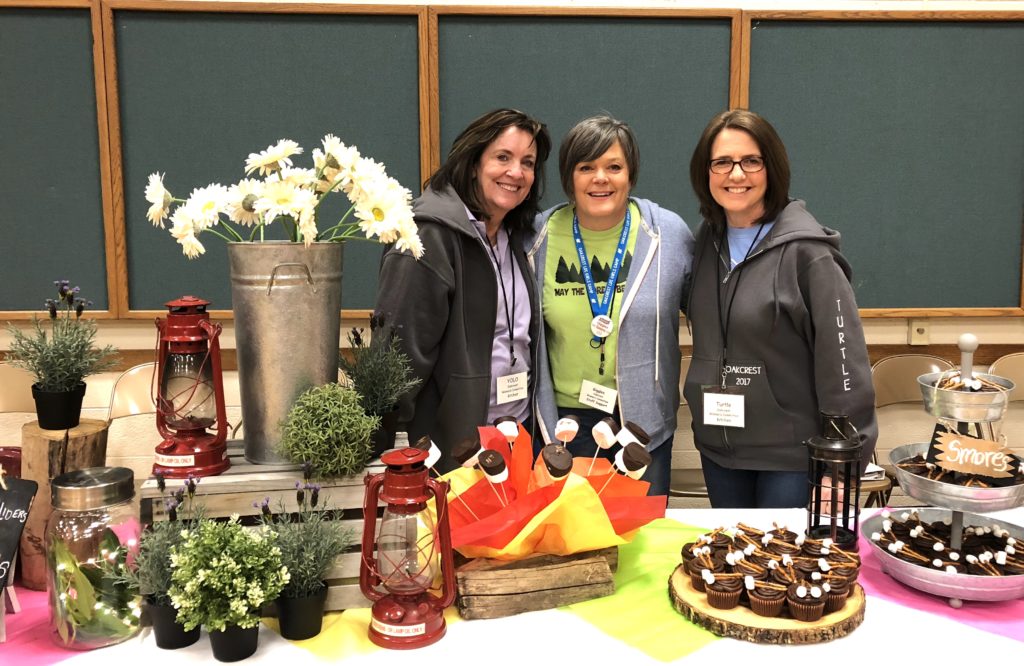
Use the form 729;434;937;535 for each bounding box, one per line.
745;9;1024;20
731;11;749;108
103;0;422;13
422;7;440;183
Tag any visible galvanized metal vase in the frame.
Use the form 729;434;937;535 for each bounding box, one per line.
228;242;343;464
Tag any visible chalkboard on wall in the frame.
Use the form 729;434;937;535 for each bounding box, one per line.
749;20;1024;309
0;9;107;311
438;16;733;229
0;476;38;590
115;11;422;311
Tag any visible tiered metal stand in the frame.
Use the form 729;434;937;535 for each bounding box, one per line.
865;359;1024;607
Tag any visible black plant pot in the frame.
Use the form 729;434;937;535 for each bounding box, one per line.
31;382;86;430
276;586;327;640
146;598;200;650
208;623;259;662
370;410;399;457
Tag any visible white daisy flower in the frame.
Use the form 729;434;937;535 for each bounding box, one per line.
354;178;412;243
226;179;263;227
254;180;317;225
178;233;205;259
347;156;388;201
314;139;361;194
184;184;229;231
274;167;318;189
145;172;173;228
244;139;303;176
296;204;318;247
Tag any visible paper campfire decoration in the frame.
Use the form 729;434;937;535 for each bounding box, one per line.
439;423;666;560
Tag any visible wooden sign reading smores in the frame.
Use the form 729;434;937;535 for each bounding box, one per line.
931;431;1019;480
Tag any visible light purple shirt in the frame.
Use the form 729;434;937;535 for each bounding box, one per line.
470;212;532;424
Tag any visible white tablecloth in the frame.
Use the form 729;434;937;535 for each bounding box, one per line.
53;507;1024;665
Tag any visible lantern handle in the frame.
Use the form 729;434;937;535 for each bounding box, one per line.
428;477;458;610
359;472;387;602
267;262;315;296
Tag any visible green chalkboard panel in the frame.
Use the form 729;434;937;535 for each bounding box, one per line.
0;9;107;311
750;21;1024;309
438;16;731;226
116;11;421;310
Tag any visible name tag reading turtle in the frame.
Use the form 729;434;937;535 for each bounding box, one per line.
579;379;617;414
702;386;745;428
590;315;614;338
496;371;528;405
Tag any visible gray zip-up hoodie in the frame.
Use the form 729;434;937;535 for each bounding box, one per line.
528;198;695;451
683;199;877;471
375;185;541;473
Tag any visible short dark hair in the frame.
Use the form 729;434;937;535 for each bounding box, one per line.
689;109;790;230
558;115;639;201
428;108;551;233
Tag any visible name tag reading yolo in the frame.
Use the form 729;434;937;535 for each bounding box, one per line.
579;379;617;414
702;386;745;428
496;371;528;405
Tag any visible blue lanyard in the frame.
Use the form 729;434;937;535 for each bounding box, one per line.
572;206;632;344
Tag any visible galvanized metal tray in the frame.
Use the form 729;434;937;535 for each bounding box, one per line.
917;371;1014;423
889;443;1024;513
863;508;1024;603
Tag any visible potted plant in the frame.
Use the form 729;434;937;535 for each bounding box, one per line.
6;279;117;429
143;136;424;466
338;314;421;456
116;475;204;650
258;481;354;640
168;515;289;662
277;383;379;478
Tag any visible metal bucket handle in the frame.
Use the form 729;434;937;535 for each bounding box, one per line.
267;262;316;296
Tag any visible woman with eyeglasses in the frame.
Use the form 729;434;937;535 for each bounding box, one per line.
684;109;877;508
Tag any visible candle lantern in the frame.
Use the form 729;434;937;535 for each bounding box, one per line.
152;296;230;478
805;412;862;551
359;447;456;649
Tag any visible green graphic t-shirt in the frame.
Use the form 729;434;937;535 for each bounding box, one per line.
543;202;641;408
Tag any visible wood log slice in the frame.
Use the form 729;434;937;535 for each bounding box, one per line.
668;564;865;644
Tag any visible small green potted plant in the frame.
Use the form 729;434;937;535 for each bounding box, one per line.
6;279;117;429
277;382;379;478
258;479;353;640
116;475;204;650
168;515;289;662
338;314;420;456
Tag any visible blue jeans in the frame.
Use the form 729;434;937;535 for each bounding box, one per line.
546;407;672;497
700;453;809;508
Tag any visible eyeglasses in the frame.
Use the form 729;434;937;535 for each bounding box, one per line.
709;157;765;175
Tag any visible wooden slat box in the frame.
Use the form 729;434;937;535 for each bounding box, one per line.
138;441;381;612
456;547;618;620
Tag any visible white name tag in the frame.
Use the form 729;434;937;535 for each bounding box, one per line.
496;371;528;404
579;379;617;414
703;390;745;428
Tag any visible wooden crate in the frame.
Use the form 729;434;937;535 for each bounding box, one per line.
138;441;382;612
456;547;618;620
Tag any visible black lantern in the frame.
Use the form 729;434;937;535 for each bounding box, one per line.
806;413;862;551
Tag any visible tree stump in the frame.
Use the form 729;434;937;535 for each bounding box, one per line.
19;419;108;590
668;565;865;644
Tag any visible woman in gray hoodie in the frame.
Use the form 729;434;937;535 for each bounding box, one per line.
684;109;877;508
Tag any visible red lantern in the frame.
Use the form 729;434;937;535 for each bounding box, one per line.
152;296;230;478
359;448;456;649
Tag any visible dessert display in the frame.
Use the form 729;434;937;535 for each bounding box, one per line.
895;453;1024;488
676;524;862;623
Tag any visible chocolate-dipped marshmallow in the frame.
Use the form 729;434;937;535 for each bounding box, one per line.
478;450;509;483
614;442;651;480
453;438;482;468
554;415;580;444
493;416;520;443
592;417;620;450
616;421;651;448
412;436;442;469
542;444;573;481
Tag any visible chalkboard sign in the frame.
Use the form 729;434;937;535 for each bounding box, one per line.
438;15;732;227
0;475;38;590
749;20;1024;309
115;10;422;311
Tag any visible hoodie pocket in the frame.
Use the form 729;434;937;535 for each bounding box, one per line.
686;356;795;447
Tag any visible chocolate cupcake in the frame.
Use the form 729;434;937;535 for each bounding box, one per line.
746;579;787;618
770;525;799;544
767;538;801;558
705;573;743;610
687;555;721;592
786;582;826;622
822;577;849;613
681;542;701;563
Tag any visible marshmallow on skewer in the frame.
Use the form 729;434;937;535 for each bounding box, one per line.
541;444;573;481
616;421;651;448
411;436;441;469
453;438;483;468
478;450;509;483
592;417;620;450
614;442;652;480
554;415;580;444
493;415;520;443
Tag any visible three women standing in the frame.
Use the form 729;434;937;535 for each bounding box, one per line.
531;116;695;496
375;109;551;473
684;109;877;508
